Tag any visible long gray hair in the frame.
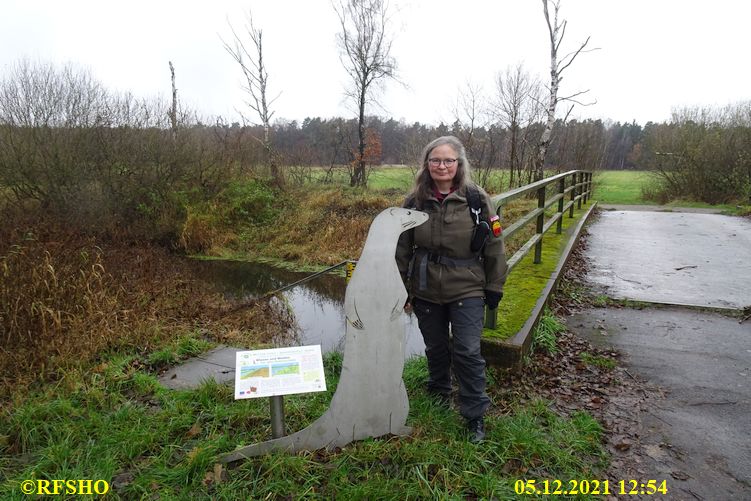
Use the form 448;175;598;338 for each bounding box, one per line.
408;135;474;208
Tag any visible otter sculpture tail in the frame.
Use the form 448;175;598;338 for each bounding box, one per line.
222;208;428;462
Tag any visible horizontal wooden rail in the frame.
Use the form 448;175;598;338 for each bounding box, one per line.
484;170;593;328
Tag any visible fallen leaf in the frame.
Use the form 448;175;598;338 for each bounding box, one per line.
671;470;691;481
186;423;201;438
612;435;632;451
111;472;134;490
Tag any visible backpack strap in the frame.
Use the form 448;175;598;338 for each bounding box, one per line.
466;185;484;225
404;194;419;210
466;185;491;254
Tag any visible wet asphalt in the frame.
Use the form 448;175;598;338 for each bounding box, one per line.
566;208;751;499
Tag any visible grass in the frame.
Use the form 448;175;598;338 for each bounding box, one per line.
530;310;566;355
300;165;514;194
1;353;607;500
593;170;749;214
591;170;653;205
146;334;214;369
580;353;617;370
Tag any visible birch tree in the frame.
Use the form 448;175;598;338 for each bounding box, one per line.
536;0;594;180
334;0;397;187
168;61;178;142
222;12;282;185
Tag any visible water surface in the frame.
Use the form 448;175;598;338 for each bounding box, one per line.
188;259;425;358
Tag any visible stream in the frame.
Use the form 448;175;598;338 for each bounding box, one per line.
188;259;426;358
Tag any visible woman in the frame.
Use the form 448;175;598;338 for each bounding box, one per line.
396;136;508;443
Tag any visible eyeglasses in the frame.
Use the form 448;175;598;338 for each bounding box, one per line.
428;158;457;168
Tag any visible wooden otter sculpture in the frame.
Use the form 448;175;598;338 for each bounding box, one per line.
222;207;428;461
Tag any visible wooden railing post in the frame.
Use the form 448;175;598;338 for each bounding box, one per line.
581;172;587;204
534;186;545;264
569;172;576;218
484;306;497;329
577;172;583;210
556;176;565;234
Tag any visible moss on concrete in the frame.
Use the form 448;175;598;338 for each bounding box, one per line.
483;206;590;340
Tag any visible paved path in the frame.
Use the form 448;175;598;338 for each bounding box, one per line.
585;209;751;309
568;207;751;499
567;308;750;499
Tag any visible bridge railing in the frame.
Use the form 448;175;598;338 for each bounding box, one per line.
484;169;593;328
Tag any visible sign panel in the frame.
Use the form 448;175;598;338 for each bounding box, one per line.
234;345;327;399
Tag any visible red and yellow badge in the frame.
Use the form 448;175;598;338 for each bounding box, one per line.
490;215;502;237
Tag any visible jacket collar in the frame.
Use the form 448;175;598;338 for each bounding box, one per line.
427;185;468;204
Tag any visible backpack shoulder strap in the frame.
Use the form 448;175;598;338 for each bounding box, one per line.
466;185;484;225
404;194;419;210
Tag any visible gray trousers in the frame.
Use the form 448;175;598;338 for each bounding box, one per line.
413;296;490;420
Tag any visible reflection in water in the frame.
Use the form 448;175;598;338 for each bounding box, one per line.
187;259;425;358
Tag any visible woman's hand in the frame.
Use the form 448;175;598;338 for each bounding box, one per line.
484;291;503;310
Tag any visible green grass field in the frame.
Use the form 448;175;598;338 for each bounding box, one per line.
591;170;652;204
352;168;650;204
590;170;745;212
303;167;654;205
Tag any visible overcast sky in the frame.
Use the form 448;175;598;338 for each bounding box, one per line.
2;0;749;127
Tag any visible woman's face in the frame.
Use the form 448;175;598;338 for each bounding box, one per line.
427;144;459;187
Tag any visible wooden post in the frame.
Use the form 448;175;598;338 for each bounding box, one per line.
534;186;545;264
569;172;576;218
484;306;497;329
556;176;565;234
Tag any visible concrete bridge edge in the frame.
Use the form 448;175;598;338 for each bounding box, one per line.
481;201;599;369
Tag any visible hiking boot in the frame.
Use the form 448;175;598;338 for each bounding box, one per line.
467;417;485;443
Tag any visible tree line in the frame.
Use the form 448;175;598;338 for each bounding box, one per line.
1;59;749;243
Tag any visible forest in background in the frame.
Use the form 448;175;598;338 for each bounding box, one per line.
0;59;749;245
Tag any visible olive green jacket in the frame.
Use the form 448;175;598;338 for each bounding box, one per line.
395;185;508;304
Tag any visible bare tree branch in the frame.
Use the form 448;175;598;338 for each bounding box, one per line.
221;11;283;185
558;35;592;75
334;0;397;187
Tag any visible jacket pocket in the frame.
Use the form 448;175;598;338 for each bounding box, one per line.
467;266;485;286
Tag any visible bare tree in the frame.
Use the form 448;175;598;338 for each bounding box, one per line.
493;64;544;187
536;0;595;180
334;0;397;187
168;61;178;142
452;82;484;155
452;82;497;189
222;12;283;186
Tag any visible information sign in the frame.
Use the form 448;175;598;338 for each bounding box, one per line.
234;345;327;399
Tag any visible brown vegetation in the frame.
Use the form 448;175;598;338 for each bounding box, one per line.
0;212;294;398
248;187;400;265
